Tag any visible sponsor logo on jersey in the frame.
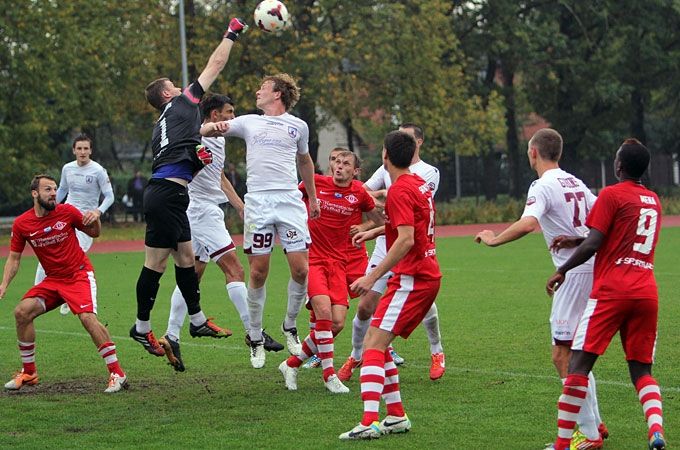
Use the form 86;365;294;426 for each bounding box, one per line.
53;221;66;231
286;229;298;239
526;196;536;206
615;257;654;270
287;126;298;138
29;230;41;237
43;226;52;233
334;192;342;198
86;175;94;184
428;182;435;191
345;194;358;204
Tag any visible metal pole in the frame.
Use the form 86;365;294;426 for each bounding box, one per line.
455;151;461;199
179;0;189;87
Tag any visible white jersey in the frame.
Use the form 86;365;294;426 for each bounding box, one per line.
188;136;228;205
225;112;309;193
365;159;440;255
57;160;114;214
521;168;597;273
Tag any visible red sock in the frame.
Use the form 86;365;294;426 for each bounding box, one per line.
636;375;664;438
19;340;36;375
98;342;124;377
383;348;405;417
554;374;589;450
360;348;385;426
315;319;335;381
286;334;316;368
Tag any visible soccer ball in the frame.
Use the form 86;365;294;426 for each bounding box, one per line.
254;0;290;33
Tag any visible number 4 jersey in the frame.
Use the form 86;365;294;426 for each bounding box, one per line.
586;180;661;301
522;168;598;273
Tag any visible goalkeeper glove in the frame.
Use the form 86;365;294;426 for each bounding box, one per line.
196;145;213;166
224;18;248;41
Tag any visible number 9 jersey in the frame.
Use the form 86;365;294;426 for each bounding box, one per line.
586;180;661;301
521;168;598;273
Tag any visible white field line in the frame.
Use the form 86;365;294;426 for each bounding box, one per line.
2;325;679;392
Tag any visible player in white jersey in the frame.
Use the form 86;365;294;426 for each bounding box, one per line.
338;123;447;382
36;134;115;315
475;128;608;447
158;95;283;371
222;73;320;369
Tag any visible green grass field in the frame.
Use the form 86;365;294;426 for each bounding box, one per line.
1;230;679;449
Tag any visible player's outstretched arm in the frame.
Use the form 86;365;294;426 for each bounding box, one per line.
197;18;247;92
475;216;538;247
550;235;585;253
297;153;319;219
0;251;22;300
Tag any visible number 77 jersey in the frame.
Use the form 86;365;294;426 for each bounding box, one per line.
521;168;598;273
585;180;662;301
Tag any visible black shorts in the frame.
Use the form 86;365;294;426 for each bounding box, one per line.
143;179;191;249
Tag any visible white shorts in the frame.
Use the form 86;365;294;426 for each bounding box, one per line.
365;236;393;294
550;271;593;345
243;190;310;255
187;202;235;263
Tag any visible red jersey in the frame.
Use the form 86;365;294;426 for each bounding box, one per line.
384;173;441;280
586;180;661;301
300;174;375;263
11;204;93;278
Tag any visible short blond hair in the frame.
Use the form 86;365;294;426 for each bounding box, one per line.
263;73;300;110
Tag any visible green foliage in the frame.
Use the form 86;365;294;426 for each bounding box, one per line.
436;196;525;224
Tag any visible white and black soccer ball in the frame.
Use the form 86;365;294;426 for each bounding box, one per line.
254;0;290;33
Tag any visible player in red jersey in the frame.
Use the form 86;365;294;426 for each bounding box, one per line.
339;131;442;440
545;139;666;450
0;175;127;393
279;151;383;393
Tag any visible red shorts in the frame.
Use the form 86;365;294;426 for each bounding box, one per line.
346;250;368;299
572;298;658;363
371;274;441;338
23;270;97;315
308;261;349;307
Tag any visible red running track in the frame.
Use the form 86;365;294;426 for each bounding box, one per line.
3;215;680;257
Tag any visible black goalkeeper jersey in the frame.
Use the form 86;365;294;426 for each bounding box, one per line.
150;81;205;175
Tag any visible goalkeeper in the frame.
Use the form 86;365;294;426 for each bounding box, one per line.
129;18;247;361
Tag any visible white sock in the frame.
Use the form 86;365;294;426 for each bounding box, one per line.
227;282;250;331
166;285;187;342
284;278;306;330
422;303;443;354
351;314;371;361
135;319;151;334
35;263;47;285
248;285;266;341
587;371;603;424
189;311;207;327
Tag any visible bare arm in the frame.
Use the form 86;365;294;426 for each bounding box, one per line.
297;153;319;219
0;251;22;299
197;39;235;92
364;208;385;227
350;225;413;296
220;172;244;217
81;216;101;238
474;216;539;247
546;228;604;296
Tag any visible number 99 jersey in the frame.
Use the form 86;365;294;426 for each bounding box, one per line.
586;180;661;301
521;168;597;273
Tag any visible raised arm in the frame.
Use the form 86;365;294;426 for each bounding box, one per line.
196;18;247;92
